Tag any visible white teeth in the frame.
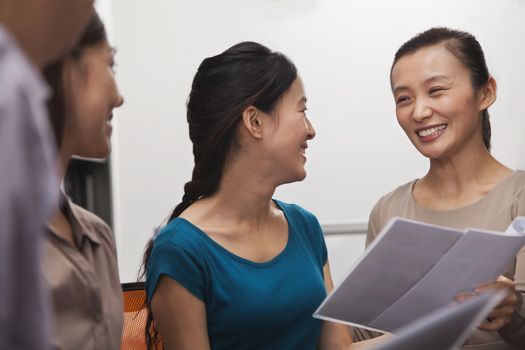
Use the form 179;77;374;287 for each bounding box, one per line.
418;125;446;137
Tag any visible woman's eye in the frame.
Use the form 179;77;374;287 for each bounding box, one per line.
110;61;117;74
396;96;409;105
429;87;444;95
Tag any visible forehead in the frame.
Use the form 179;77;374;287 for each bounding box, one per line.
281;76;306;104
391;44;470;88
81;40;112;57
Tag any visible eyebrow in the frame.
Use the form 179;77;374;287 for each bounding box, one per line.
109;46;117;55
392;74;452;94
424;74;451;85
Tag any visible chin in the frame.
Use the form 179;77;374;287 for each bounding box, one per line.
418;148;448;160
414;143;449;160
78;147;110;160
290;170;307;183
277;173;306;187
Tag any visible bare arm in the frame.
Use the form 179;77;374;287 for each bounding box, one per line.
151;275;211;350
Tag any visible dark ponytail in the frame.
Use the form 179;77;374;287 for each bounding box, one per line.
392;27;493;151
481;110;491;152
140;41;297;349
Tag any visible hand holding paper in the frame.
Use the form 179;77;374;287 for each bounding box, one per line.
314;217;525;333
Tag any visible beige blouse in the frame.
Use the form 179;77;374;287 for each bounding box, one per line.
354;171;525;349
44;197;123;350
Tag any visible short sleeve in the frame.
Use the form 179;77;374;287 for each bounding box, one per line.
316;218;328;266
280;201;328;268
146;234;208;302
511;187;525;292
366;197;383;247
498;183;525;344
304;208;328;267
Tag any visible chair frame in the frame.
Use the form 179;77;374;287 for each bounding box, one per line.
122;281;146;292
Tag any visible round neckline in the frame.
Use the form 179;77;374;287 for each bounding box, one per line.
409;170;520;213
173;199;292;267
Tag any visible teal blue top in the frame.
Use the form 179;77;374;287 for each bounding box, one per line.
146;200;328;350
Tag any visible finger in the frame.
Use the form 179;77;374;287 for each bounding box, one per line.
498;292;519;308
475;284;513;299
476;276;515;291
479;317;510;332
455;292;476;302
477;289;516;309
476;281;497;290
496;275;514;286
487;306;515;320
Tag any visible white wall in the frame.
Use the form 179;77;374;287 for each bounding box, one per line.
105;0;525;282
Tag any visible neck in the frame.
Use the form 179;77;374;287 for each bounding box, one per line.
204;157;278;226
57;147;72;186
424;143;510;196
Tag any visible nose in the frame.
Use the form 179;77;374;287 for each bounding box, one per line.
306;117;316;140
412;97;432;122
116;94;124;108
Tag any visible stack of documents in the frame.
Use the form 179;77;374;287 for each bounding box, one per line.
369;290;507;350
314;217;525;333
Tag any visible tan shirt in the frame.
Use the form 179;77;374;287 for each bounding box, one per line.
45;197;123;350
355;170;525;349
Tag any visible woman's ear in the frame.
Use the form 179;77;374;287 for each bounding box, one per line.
479;76;497;111
241;106;263;139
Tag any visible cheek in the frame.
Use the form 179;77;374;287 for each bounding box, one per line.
434;97;457;114
83;75;114;116
396;109;410;129
437;91;477;115
72;92;107;135
396;111;419;141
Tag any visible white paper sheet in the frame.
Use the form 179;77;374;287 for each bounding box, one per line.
314;217;525;333
369;290;507;350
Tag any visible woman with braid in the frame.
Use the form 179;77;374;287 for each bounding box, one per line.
142;42;383;350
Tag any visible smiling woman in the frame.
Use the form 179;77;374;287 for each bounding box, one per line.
353;27;525;350
391;29;495;159
138;41;388;350
41;10;125;350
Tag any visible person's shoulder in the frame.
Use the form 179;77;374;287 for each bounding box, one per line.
69;201;110;231
506;170;525;187
501;170;525;198
154;217;207;251
273;199;318;223
375;179;417;209
68;201;116;246
0;52;23;113
0;29;32;101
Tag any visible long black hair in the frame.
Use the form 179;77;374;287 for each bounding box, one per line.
392;27;492;151
140;41;298;349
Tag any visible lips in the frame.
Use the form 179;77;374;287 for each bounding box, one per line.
415;124;447;142
300;143;308;155
416;124;447;137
